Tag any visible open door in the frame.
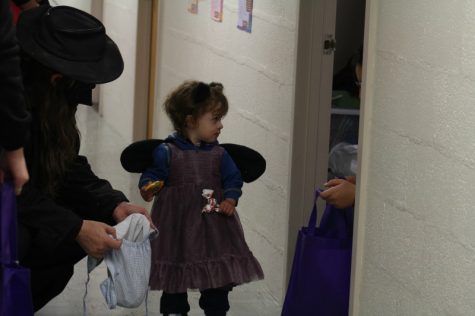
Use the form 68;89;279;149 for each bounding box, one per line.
287;0;366;302
287;0;337;281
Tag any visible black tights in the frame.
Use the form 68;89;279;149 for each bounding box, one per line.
160;288;230;316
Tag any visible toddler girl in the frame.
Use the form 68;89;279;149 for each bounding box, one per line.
139;81;264;316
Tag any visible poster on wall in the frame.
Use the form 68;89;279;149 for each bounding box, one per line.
211;0;223;22
188;0;199;14
237;0;253;32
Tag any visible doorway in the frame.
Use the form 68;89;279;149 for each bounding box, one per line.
286;0;366;304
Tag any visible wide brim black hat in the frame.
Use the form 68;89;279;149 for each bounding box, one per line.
17;5;124;84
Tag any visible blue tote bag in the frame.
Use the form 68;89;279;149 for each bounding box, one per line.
282;190;353;316
0;181;34;316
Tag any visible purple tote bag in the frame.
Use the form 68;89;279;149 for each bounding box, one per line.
282;190;353;316
0;181;34;316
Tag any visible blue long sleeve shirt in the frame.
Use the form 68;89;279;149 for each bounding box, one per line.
139;133;243;202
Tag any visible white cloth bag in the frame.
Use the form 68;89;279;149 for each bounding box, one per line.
84;213;157;313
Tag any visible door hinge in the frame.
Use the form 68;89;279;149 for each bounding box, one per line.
323;35;336;55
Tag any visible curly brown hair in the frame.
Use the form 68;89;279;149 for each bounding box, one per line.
164;80;228;135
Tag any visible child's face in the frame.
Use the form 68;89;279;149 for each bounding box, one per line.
189;110;224;144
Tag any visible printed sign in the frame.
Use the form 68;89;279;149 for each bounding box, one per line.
237;0;253;33
188;0;199;14
211;0;223;22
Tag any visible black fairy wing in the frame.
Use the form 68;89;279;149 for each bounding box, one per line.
219;143;266;183
120;139;164;173
120;139;266;183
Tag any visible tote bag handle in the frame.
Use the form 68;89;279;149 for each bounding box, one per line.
308;189;354;239
307;189;322;233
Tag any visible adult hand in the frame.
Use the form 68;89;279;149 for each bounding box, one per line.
320;178;355;209
219;198;236;216
75;220;121;258
112;201;155;228
0;148;29;195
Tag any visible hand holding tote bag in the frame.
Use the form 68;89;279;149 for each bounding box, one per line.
282;190;353;316
1;180;34;316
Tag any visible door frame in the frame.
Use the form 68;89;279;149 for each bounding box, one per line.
146;0;160;139
349;0;373;314
132;0;158;141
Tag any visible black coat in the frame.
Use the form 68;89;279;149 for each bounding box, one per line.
17;116;128;261
0;0;30;150
18;156;128;258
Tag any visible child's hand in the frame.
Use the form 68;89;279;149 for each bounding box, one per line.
219;198;236;216
140;185;155;202
140;181;164;202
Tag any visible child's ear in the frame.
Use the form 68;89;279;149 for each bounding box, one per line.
185;115;196;128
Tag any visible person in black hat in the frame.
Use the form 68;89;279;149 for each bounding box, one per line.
15;4;151;311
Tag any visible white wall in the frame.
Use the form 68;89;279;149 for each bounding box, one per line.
50;0;91;13
100;0;139;143
153;0;299;300
354;0;475;314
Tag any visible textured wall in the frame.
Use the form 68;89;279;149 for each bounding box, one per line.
100;0;139;143
153;0;299;300
356;0;475;314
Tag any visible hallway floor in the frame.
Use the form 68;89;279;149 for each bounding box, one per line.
36;106;282;316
